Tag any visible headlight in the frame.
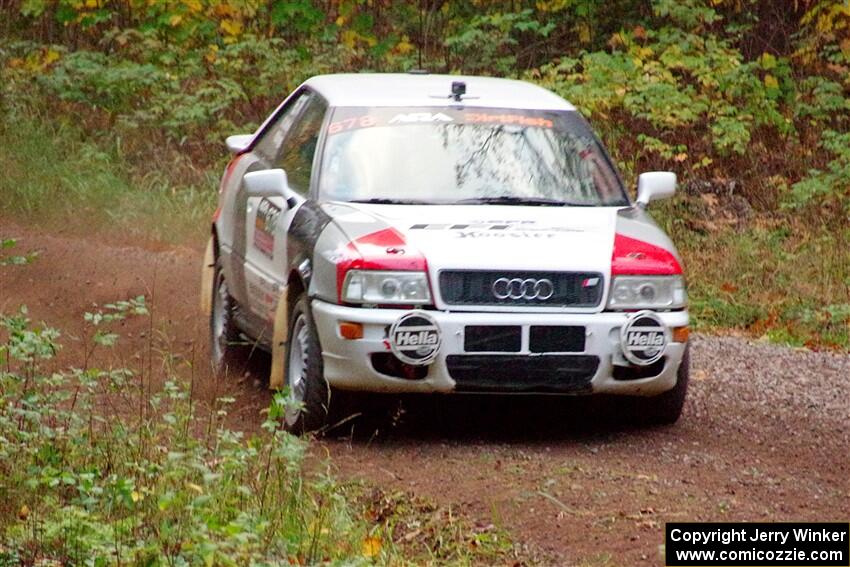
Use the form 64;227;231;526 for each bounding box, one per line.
342;270;432;305
607;275;687;310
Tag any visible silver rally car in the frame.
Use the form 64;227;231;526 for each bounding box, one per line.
201;73;690;432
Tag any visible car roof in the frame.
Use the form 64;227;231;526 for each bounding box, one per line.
302;73;576;111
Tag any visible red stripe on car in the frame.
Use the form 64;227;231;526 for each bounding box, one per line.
611;233;682;275
219;155;242;195
336;228;428;302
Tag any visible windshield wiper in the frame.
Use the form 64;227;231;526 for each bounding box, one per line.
453;196;591;206
348;198;436;205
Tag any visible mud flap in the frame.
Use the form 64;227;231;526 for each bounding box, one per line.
269;288;289;390
200;238;215;316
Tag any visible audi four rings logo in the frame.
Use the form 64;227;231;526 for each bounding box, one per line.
492;277;555;300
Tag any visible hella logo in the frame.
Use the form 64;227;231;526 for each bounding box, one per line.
626;331;665;347
620;310;668;366
394;331;438;347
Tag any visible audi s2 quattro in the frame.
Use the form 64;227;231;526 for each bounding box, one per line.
201;73;690;433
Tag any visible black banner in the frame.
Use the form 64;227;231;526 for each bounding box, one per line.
666;523;849;566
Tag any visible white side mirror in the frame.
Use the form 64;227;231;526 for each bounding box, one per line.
225;134;253;155
243;169;297;203
636;171;677;208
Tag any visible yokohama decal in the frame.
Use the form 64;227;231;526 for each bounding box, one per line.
336;228;428;302
611;233;682;276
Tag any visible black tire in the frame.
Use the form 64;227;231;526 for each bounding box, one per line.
636;343;690;425
209;257;249;376
282;296;332;434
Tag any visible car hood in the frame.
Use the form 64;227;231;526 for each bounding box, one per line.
324;202;619;275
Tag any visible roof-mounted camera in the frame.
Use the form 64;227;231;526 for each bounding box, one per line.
451;81;466;101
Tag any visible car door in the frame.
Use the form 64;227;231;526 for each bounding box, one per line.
242;92;329;339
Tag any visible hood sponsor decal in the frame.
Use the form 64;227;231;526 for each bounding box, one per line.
409;220;582;239
388;311;441;366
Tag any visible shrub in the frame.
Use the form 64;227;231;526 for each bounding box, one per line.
0;300;364;564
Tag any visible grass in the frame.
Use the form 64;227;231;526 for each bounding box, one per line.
0;292;525;565
0;111;216;246
655;200;850;349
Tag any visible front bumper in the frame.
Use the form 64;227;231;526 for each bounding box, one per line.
311;299;688;396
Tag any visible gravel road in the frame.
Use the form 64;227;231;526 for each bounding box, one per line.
2;220;848;565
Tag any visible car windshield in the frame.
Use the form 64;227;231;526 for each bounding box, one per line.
319;107;628;206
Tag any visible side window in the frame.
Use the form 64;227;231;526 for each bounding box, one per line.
253;92;309;160
273;95;328;195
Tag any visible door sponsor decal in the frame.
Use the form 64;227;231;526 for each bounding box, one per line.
388;311;441;366
246;278;279;323
253;198;281;258
620;310;668;366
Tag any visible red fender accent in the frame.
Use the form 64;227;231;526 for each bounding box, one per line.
611;233;682;276
336;228;428;303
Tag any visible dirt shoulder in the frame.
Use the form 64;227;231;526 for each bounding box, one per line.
2;220;848;565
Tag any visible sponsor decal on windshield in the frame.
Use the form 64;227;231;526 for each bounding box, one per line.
326;107;557;136
465;112;553;128
327;114;378;135
389;112;454;124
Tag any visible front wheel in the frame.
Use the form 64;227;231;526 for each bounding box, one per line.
634;344;690;425
210;258;249;376
283;296;331;434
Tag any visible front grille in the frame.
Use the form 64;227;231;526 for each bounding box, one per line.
446;354;598;393
464;325;522;352
439;270;603;307
529;326;585;353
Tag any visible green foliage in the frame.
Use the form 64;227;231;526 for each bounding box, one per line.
0;302;523;564
444;9;555;75
531;0;791;166
3;0;848;198
38;50;164;116
789;130;850;212
0;112;217;243
0;239;39;266
654;197;850;349
0;306;359;563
